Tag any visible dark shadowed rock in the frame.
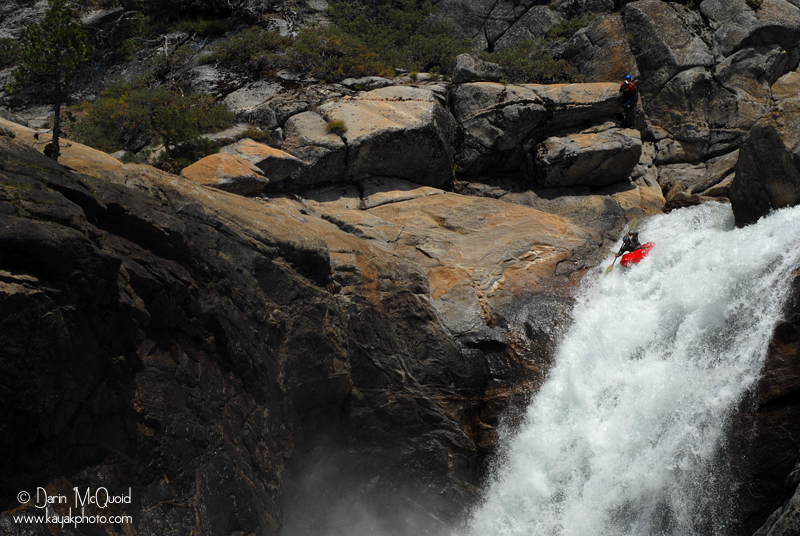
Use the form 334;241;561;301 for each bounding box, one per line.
730;276;800;536
556;0;614;18
730;98;800;227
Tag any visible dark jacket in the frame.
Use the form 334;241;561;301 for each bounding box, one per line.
620;81;638;108
617;232;642;256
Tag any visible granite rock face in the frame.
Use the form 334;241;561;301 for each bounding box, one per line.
732;276;800;536
0;120;630;536
730;97;800;227
3;1;800;535
529;127;642;188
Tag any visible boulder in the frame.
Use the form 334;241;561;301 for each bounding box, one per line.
201;123;258;146
689;149;739;194
528;128;642;188
184;64;251;100
451;82;621;176
699;174;734;198
715;45;789;105
700;0;800;59
559;14;640;83
527;83;622;128
622;0;714;96
644;67;749;158
452;54;505;84
657;162;708;197
493;6;564;52
452;83;547;175
752;486;800;536
772;70;800;103
220;139;304;184
663;190;719;212
340;76;395;91
429;0;504;48
180;152;270;196
730;98;800;226
281;111;347;186
222;79;284;126
316;86;457;188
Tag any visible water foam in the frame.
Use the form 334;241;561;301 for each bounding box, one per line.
467;202;800;536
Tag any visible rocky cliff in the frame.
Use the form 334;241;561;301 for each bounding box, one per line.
1;0;800;535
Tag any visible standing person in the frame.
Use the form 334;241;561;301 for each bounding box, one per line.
620;74;638;128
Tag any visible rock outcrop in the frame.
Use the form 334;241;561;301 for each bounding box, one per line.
451;82;624;177
282;86;457;188
731;276;800;536
529;127;642;188
3;0;800;534
0;117;629;535
180;152;271;195
730;97;800;227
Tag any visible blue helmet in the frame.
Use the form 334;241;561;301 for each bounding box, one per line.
625;74;632;81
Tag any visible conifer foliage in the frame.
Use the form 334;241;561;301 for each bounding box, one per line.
10;0;91;161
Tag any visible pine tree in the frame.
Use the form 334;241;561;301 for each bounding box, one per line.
10;0;91;161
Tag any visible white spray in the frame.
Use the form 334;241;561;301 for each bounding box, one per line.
467;202;800;536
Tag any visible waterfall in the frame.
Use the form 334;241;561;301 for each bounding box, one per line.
466;202;800;536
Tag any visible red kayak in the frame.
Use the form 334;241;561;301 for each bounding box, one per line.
620;242;654;267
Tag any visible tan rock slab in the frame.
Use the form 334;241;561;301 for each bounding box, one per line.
180;153;269;196
772;71;800;103
0;117;124;177
220;139;303;182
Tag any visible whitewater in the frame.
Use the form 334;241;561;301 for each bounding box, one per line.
466;202;800;536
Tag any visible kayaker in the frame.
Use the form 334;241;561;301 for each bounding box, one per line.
620;74;638;128
616;231;642;257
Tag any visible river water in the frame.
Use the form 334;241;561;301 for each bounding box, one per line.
466;202;800;536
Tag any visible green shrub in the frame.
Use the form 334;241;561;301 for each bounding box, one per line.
110;5;229;57
0;38;21;68
481;40;583;84
286;25;392;79
175;18;230;36
284;0;469;81
236;127;273;143
206;26;289;66
141;0;229;22
745;0;763;8
326;119;347;134
69;78;234;164
544;14;595;41
158;135;220;171
111;12;152;57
